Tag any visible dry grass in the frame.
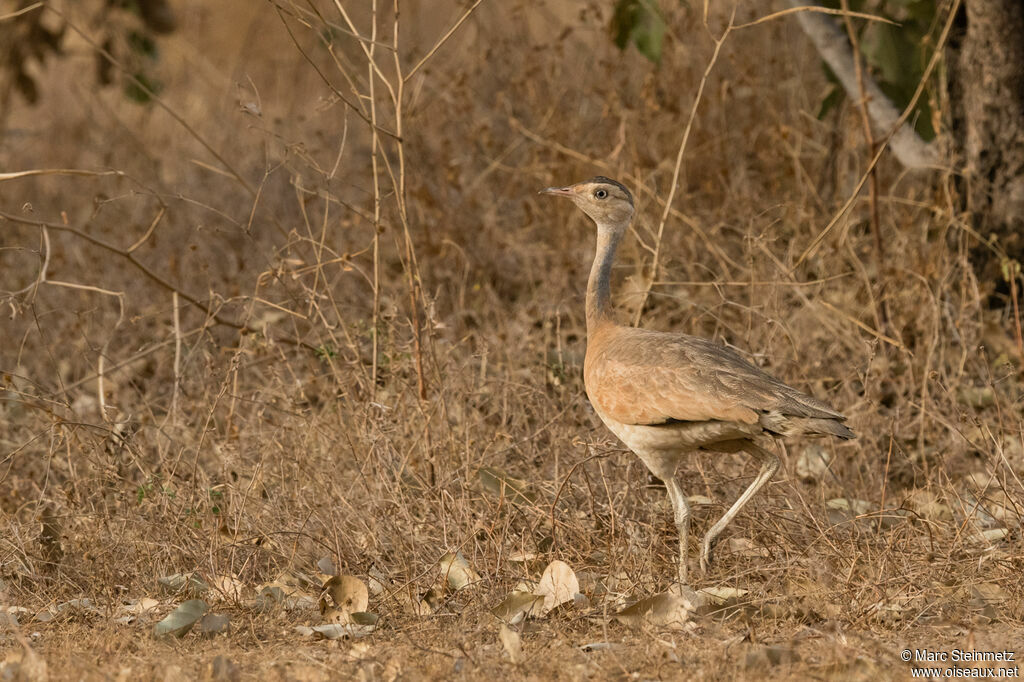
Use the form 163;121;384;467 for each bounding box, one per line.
1;0;1022;679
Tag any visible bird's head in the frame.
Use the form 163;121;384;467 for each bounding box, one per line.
540;176;634;228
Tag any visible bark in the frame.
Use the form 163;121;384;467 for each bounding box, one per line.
952;0;1024;280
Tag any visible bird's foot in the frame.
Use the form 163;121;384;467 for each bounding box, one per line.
699;536;717;573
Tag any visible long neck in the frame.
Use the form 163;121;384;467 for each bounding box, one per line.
586;221;625;332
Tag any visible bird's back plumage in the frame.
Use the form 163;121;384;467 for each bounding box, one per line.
584;322;853;441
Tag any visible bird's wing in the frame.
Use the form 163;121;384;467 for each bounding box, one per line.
584;325;845;427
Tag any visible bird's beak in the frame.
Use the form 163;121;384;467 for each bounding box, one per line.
539;185;576;197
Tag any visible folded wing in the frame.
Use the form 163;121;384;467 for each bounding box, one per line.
585;326;853;439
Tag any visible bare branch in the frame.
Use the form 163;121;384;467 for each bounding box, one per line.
792;0;961;270
786;0;940;170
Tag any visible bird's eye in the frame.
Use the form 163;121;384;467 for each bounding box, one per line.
594;189;608;199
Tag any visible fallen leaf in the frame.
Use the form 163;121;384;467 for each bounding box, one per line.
826;498;873;514
513;579;538;593
250;583;315;612
124;598;160;615
320;575;369;623
277;570;320;591
698;586;749;605
153;600;208;638
35;598;101;622
726;537;769;558
973;528;1010;544
616;586;704;629
316;556;338;576
535;560;579;615
296;613;377;640
208;575;245;603
478;467;536;505
419;587;443;614
499;623;523;664
254;585;287;611
158;573;209;597
439;552;480;591
796;444;831;481
971;582;1009;606
199;613;230;637
491;592;544;625
367;565;390;596
507;550;537;563
825;498;874;525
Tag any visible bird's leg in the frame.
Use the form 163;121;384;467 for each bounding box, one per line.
699;443;780;573
663;478;691;585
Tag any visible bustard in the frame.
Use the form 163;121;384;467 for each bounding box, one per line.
541;176;854;584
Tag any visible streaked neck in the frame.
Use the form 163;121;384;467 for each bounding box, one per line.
586;223;624;333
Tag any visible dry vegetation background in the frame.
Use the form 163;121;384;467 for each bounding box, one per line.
1;0;1022;679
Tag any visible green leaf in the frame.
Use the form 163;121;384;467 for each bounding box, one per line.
610;0;666;64
124;72;163;104
860;22;918;92
127;30;158;60
815;3;939;141
817;83;845;120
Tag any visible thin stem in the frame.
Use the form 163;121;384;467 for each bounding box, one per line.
404;0;487;82
792;0;962;270
392;0;427;401
368;0;381;397
631;6;736;326
840;0;888;332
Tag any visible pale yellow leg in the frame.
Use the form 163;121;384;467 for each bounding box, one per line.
699;444;780;573
664;479;691;584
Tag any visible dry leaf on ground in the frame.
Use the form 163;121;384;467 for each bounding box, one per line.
478;467;536;505
499;623;523;664
439;552;480;591
536;560;579;615
153;599;208;638
296;612;378;640
491;592;544;625
320;575;369;623
616;587;704;629
199;613;230;637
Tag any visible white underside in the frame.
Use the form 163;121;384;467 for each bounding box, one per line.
591;406;762;479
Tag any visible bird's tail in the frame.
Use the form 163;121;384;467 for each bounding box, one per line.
760;411;855;440
802;417;855;440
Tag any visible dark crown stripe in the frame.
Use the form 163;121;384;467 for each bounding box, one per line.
588;176;634;206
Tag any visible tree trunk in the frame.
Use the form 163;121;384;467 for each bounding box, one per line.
951;0;1024;285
